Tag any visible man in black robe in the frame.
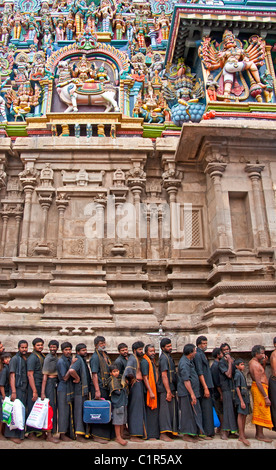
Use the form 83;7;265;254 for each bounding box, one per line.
5;340;28;444
218;343;238;439
41;339;59;439
114;343;129;375
26;337;46;440
69;343;91;441
268;337;276;432
178;343;206;442
141;344;159;439
56;341;75;441
89;336;113;443
123;341;147;441
210;347;223;433
194;335;215;438
157;337;178;441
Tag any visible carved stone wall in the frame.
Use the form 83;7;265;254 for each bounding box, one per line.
0;119;276;355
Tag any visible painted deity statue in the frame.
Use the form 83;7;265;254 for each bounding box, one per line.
96;0;114;33
72;0;90;37
0;15;11;46
113;13;125;40
54;15;66;41
156;11;170;42
72;55;96;82
56;58;119;112
199;30;267;101
5;81;41;120
65;11;75;40
10;11;26;40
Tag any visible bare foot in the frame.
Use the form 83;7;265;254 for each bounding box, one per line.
129;437;144;442
239;437;250;447
10;438;22;444
159;433;173;442
181;435;196;443
75;435;87;443
255;435;272;443
60;434;73;441
115;437;128;446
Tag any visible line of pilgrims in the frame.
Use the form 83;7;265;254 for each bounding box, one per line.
0;335;275;446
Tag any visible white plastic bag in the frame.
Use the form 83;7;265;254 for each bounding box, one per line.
2;396;13;425
9;399;25;431
26;398;49;429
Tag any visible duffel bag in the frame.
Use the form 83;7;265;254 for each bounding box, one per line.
83;399;111;424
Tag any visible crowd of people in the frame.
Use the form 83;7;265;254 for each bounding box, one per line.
0;334;276;447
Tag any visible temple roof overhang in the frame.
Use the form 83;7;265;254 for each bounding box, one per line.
172;119;276;167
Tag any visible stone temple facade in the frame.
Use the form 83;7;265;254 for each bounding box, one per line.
0;0;276;359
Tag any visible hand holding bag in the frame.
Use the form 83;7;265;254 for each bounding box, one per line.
26;398;49;429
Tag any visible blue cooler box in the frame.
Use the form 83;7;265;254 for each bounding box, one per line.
83;400;111;424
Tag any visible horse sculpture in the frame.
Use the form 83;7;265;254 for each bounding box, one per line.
56;59;120;113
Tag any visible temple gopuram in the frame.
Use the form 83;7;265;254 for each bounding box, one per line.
0;0;276;359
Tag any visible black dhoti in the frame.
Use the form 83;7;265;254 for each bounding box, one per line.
199;395;215;437
158;391;178;436
127;380;147;439
221;390;238;433
179;396;204;436
269;375;276;432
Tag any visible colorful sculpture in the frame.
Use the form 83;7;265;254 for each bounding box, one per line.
199;30;267;102
0;0;272;127
6;80;41;120
56;58;119;112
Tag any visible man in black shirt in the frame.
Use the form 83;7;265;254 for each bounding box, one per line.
178;343;206;442
69;343;91;442
218;343;238;440
114;343;129;375
26;337;45;440
157;338;178;441
194;336;215;438
210;347;223;432
5;340;28;444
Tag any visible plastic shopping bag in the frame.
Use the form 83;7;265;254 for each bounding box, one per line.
26;398;49;429
2;396;13;425
42;401;53;431
9;399;25;431
213;406;220;428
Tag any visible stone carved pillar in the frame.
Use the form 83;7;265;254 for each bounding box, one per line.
158;204;165;258
161;166;181;258
0;170;8;257
0;176;24;257
0;214;8;257
56;192;69;259
146;204;160;259
18;167;39;257
205;162;229;248
110;169;129;256
245;163;268;248
94;192;107;259
126;166;146;258
14;214;23;257
35;164;55;255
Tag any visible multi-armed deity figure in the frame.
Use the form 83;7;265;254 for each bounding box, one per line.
199;30;267;101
